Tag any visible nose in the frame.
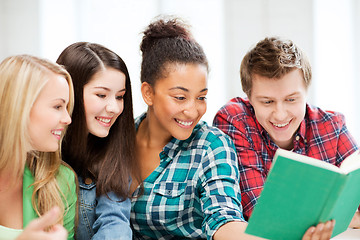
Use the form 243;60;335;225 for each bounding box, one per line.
61;110;72;125
105;98;122;114
273;102;287;121
183;100;199;119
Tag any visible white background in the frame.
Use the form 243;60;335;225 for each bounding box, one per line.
1;0;359;141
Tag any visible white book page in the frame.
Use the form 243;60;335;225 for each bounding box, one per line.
339;150;360;174
275;149;342;173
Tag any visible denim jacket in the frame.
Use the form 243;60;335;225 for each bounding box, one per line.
76;176;132;240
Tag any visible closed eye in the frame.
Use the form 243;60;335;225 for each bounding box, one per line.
54;105;62;110
116;95;124;100
197;96;207;101
96;94;106;98
174;96;185;100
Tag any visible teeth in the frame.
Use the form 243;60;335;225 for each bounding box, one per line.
176;119;193;126
273;122;289;128
52;130;61;136
96;117;111;123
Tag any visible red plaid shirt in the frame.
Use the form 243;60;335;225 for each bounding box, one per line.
213;97;359;220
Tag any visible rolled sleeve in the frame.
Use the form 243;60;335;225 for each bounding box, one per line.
199;134;245;239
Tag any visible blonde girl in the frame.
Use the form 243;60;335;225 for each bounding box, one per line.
0;55;77;240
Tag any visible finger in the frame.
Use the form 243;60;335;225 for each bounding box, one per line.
302;226;316;240
26;206;60;231
48;224;68;239
320;220;335;240
311;222;325;240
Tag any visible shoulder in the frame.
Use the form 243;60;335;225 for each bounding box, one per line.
213;97;259;138
57;163;77;195
215;97;253;119
306;104;346;128
58;163;76;181
190;123;239;179
135;112;146;130
188;121;235;150
214;97;256;126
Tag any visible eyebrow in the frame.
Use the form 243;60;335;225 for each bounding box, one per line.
169;86;208;93
52;98;67;104
94;86;126;93
256;92;301;99
287;92;301;97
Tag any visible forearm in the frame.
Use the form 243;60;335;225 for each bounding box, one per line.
214;221;335;240
348;210;360;228
213;221;265;240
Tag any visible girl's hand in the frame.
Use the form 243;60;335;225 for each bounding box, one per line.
16;206;67;240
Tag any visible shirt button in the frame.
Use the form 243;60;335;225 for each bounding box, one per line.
85;178;93;185
295;135;300;141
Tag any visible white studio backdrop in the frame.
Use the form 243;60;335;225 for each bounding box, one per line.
1;0;359;142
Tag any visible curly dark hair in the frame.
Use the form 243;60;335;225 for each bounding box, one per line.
140;16;209;86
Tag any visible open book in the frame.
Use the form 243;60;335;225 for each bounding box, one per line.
245;148;360;240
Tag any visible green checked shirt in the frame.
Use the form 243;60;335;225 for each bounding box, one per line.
131;113;245;240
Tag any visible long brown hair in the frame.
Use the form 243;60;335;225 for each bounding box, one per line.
57;42;136;198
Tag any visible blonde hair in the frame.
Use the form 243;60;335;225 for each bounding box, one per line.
0;55;74;224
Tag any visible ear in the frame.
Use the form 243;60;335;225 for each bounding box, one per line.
141;82;154;106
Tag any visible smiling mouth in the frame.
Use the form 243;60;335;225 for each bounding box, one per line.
96;117;111;124
51;130;62;139
272;121;290;128
175;119;193;126
51;130;61;136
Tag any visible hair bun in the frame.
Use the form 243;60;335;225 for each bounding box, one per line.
140;16;192;53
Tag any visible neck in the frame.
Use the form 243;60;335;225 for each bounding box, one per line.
0;169;22;193
137;111;172;149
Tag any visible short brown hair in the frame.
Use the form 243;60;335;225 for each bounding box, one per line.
240;37;312;97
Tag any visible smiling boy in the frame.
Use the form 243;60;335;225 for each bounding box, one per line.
213;37;359;224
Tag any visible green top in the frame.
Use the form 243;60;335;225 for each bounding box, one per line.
0;164;77;240
23;164;77;239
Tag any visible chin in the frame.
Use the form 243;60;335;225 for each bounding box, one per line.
39;147;58;152
90;129;110;138
174;132;192;141
94;132;110;138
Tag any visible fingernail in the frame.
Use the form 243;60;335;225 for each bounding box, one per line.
318;224;324;231
326;222;332;229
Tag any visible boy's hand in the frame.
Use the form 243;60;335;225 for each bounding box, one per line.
302;220;335;240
